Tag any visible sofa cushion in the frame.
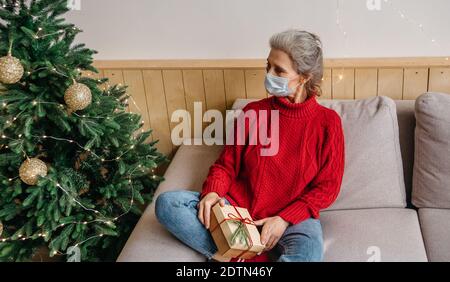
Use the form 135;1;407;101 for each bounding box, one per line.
118;142;423;262
412;92;450;208
321;208;427;262
418;208;450;262
232;96;407;210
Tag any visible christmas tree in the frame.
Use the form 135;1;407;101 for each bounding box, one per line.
0;0;168;261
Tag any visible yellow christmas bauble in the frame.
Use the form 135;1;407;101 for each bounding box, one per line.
19;158;48;186
0;55;24;84
64;83;92;111
0;221;3;237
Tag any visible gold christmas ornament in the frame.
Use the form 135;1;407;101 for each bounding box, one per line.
19;158;48;186
0;221;3;237
0;54;24;84
64;82;92;111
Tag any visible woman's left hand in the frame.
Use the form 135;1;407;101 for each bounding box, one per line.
254;216;290;251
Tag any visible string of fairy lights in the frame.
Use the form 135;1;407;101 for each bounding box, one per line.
2;0;447;258
0;107;156;255
0;102;156;253
0;2;156;256
0;94;156;243
334;0;448;82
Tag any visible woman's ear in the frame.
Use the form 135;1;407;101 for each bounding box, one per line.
301;74;312;85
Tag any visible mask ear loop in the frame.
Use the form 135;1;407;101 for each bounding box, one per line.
290;77;305;94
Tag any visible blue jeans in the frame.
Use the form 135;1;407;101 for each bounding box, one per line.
155;190;324;262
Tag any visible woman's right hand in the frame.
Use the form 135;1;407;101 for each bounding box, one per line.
197;192;226;229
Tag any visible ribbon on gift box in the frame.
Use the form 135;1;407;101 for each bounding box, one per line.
210;205;256;259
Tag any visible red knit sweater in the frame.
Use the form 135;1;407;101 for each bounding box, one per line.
200;94;345;260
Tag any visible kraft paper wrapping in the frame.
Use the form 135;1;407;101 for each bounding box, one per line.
210;203;265;259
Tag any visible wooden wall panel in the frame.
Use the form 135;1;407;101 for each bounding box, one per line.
142;70;173;158
122;70;152;137
355;68;378;99
319;68;332;100
203;70;227;114
429;67;450;93
103;69;128;111
182;70;207;137
161;70;187;135
378;68;404;100
332;68;355;99
245;70;267;100
404;68;429;100
103;69;124;87
224;69;246;109
94;58;450;169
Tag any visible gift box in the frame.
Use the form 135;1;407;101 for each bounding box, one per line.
209;203;265;259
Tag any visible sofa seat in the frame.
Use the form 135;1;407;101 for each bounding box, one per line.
117;141;222;262
117;141;427;262
117;201;206;262
418;208;450;262
321;209;427;262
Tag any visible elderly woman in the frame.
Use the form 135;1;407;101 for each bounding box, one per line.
155;29;345;262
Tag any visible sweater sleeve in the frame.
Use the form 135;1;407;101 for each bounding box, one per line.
200;105;251;199
278;114;345;225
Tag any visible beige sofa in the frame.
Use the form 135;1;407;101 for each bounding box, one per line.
117;93;450;262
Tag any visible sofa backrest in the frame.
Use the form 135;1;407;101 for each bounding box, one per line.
412;92;450;209
233;99;415;209
394;100;416;207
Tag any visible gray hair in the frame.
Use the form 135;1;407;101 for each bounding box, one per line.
269;29;324;96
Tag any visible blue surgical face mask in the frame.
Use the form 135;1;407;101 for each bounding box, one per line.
264;73;303;97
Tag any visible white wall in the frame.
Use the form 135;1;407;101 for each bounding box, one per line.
66;0;450;60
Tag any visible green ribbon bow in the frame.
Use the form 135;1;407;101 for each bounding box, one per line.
229;220;251;247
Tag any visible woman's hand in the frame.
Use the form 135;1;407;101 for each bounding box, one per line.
254;216;290;251
197;192;225;229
